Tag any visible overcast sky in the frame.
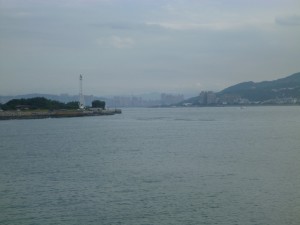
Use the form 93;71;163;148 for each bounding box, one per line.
1;0;300;96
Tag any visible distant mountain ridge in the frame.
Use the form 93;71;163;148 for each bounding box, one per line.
220;72;300;102
0;93;182;108
1;72;300;107
179;72;300;106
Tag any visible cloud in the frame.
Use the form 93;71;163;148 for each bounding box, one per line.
275;15;300;26
92;21;147;31
145;21;261;31
96;35;135;48
110;36;135;48
3;11;33;18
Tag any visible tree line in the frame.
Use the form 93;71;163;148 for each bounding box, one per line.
0;97;79;110
1;97;106;110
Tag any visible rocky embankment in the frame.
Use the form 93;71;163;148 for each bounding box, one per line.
0;109;122;120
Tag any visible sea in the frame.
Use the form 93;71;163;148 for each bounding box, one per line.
0;106;300;225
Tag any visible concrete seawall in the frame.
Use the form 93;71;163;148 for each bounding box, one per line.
0;109;122;120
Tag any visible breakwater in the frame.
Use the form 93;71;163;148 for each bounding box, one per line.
0;109;121;120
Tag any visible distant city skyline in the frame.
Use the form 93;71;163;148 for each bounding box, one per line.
1;0;300;96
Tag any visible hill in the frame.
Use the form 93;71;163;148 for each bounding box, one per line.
220;72;300;102
179;72;300;106
1;97;79;110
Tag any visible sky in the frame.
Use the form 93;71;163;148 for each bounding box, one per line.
1;0;300;96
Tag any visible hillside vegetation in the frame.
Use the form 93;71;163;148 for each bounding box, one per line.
220;72;300;102
179;72;300;106
1;97;79;110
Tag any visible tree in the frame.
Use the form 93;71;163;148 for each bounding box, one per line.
65;101;80;109
1;97;80;110
92;100;106;109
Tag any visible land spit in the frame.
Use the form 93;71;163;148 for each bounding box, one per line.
0;109;122;120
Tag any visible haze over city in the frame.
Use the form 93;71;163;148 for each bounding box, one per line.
1;0;300;96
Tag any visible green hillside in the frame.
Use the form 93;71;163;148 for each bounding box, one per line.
179;72;300;106
219;72;300;102
1;97;79;110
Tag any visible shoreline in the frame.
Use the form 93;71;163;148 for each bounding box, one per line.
0;109;122;120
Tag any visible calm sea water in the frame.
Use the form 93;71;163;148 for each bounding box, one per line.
0;107;300;225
